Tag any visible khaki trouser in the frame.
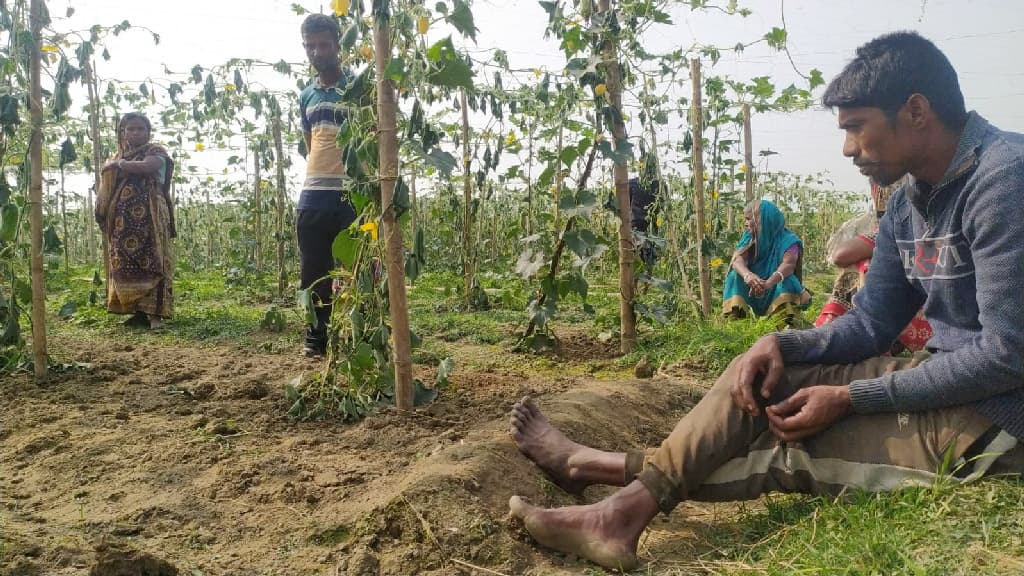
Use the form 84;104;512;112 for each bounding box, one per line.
629;353;1022;513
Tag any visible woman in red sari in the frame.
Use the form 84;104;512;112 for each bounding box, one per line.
815;179;932;352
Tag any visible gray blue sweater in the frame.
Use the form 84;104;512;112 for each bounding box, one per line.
776;112;1024;441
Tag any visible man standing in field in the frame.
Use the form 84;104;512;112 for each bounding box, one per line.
507;31;1024;571
296;14;356;356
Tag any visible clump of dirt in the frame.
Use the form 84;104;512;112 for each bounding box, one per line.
549;330;622;362
90;542;178;576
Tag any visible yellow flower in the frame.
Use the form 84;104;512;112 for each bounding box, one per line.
712;188;719;200
360;221;379;241
533;68;542;78
594;83;607;97
195;142;205;152
360;45;374;60
710;258;724;267
41;45;58;53
702;172;708;181
331;0;350;16
739;164;748;173
505;131;516;145
417;15;429;35
656;214;663;228
225;83;236;92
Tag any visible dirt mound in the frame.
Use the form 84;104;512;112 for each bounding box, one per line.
90;543;178;576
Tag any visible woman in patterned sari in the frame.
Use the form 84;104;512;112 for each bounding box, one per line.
95;112;176;329
723;199;811;319
815;178;932;352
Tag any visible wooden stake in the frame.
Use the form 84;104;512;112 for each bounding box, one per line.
85;57;105;274
691;59;713;319
272;113;288;298
253;137;263;274
28;0;47;380
460;89;474;302
598;0;636;353
374;15;413;412
743;103;754;202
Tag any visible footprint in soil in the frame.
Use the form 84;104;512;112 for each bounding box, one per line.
90;542;178;576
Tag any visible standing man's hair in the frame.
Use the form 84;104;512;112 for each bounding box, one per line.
822;31;967;130
301;13;341;42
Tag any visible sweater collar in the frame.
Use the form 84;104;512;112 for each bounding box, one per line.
906;111;987;216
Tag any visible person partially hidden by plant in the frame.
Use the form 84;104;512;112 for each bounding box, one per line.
722;199;811;320
296;13;357;357
95;112;175;330
816;177;933;353
629;156;663;271
506;31;1024;572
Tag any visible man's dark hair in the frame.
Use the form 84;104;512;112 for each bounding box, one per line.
822;31;967;130
301;13;340;42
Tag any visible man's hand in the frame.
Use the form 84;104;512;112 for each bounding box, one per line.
732;335;785;416
765;385;853;442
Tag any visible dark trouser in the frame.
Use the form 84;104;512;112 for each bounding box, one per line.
296;206;356;346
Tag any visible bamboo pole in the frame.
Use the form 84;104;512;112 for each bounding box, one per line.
460;89;474;301
374;14;413;411
272;114;288;298
598;0;636;353
691;59;712;318
28;0;47;380
254;137;263;273
743;103;754;202
85;57;104;272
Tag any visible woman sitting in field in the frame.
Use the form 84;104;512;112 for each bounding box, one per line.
815;179;932;352
722;199;811;319
95;112;176;330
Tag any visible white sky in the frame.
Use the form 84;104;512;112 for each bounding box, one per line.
43;0;1024;201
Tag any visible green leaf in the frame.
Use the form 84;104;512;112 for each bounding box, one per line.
514;248;546;279
809;68;825;91
559;147;579;167
562;229;599;259
421;147;457;177
425;36;474;90
637;273;673;292
296;289;317;329
413;380;439;406
58;301;77;319
341;22;359;52
385;57;408;83
331;228;360;269
436;357;454;388
765;27;788;50
446;0;478;41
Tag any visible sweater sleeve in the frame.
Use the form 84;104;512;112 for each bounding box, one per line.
775;203;923;365
846;159;1024;414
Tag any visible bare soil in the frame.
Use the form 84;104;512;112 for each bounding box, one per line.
2;333;725;576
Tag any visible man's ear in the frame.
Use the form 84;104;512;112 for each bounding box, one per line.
903;93;932;129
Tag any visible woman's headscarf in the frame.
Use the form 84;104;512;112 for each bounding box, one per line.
733;200;802;279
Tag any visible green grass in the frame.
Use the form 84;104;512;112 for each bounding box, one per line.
674;478;1024;576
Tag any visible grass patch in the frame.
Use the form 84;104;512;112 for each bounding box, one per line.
676;477;1024;576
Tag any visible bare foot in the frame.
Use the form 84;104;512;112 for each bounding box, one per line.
510;396;610;494
509;494;641;572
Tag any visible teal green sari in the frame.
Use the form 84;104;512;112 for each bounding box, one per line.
723;200;808;317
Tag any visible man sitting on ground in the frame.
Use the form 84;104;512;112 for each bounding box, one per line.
507;31;1024;572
